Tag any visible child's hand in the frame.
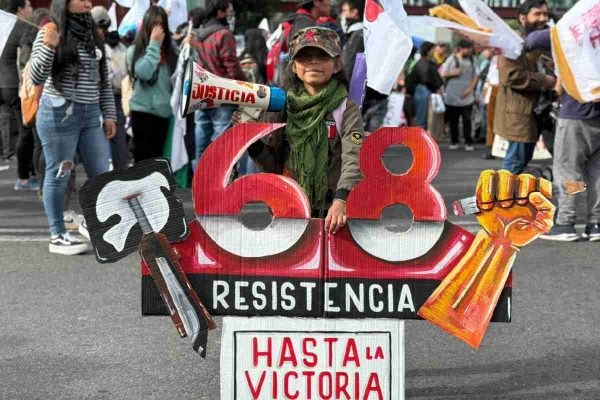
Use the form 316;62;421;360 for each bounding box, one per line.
325;199;347;234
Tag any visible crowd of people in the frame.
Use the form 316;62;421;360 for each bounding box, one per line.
0;0;598;255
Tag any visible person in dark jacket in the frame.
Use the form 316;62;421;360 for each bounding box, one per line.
188;0;246;165
523;29;600;242
1;0;35;189
410;41;443;129
494;0;556;174
339;0;364;82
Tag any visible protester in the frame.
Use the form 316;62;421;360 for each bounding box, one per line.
493;0;556;174
188;0;245;165
190;7;207;29
433;42;448;66
522;29;600;242
289;0;330;37
20;8;51;192
92;6;130;170
236;28;268;175
127;6;177;162
2;0;36;190
265;0;328;85
249;27;363;233
30;0;116;255
406;41;443;130
239;28;268;84
441;39;479;151
339;0;364;82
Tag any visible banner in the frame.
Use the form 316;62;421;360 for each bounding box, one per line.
364;0;412;94
459;0;523;59
551;0;600;102
408;16;494;47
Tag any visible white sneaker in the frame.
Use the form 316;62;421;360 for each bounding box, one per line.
49;232;88;255
77;214;90;240
449;144;459;150
465;145;475;151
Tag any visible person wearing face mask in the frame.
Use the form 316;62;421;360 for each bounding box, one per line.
493;0;556;174
91;6;130;170
29;0;117;255
186;0;246;166
339;0;364;82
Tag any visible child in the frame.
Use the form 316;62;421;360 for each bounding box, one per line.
249;27;364;234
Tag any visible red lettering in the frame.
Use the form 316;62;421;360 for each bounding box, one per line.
208;85;216;98
354;372;360;399
284;371;299;399
246;93;256;104
191;84;200;99
335;372;350;399
252;337;272;367
279;337;298;367
375;346;384;359
302;338;318;367
302;371;315;399
324;337;338;367
342;338;360;367
217;86;226;99
272;371;278;398
318;371;333;400
363;373;383;400
244;371;265;399
231;90;240;102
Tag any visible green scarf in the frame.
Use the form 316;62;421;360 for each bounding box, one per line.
285;79;347;212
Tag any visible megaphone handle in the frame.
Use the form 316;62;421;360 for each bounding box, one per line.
239;107;262;122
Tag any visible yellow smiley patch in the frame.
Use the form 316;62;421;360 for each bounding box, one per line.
351;131;363;145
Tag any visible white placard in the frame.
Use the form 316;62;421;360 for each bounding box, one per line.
221;317;404;400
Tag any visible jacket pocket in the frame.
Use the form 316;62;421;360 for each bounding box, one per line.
504;90;534;115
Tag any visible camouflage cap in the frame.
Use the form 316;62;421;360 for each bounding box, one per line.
288;27;342;60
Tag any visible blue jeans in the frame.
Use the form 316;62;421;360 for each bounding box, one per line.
194;106;235;167
502;141;535;174
413;84;431;129
36;95;111;235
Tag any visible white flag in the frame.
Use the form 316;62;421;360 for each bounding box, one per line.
108;3;118;32
0;10;18;58
363;0;412;94
551;0;600;102
169;43;190;174
409;16;494;47
459;0;523;59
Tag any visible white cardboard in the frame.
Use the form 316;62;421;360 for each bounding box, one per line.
221;317;404;400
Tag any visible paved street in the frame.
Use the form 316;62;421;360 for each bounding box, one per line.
0;142;598;400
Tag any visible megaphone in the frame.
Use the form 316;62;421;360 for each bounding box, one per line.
180;60;286;120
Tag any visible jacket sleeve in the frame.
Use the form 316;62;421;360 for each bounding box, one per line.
99;56;117;121
219;31;247;81
132;40;161;81
29;29;56;85
498;54;547;92
248;111;286;174
336;99;363;200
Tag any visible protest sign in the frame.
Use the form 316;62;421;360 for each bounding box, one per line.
220;317;404;400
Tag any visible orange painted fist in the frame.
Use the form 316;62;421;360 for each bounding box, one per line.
476;170;555;248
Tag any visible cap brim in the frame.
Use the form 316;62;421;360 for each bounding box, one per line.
291;44;339;60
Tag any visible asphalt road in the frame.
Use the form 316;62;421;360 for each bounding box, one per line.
0;142;598;400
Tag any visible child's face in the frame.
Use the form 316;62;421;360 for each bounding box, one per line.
292;47;341;89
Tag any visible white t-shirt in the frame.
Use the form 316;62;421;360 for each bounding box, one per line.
441;55;478;107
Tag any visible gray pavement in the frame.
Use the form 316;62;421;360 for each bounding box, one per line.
0;143;598;400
